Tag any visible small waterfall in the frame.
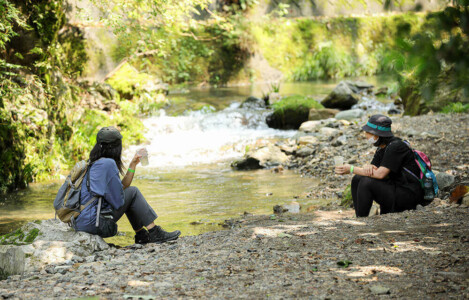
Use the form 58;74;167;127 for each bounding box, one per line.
125;103;296;168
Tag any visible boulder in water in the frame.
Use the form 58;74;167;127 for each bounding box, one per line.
0;219;109;276
321;81;359;110
231;145;288;170
346;80;374;93
266;107;310;130
266;95;321;129
241;96;266;109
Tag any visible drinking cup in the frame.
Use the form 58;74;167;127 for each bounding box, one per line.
138;148;149;166
333;156;344;167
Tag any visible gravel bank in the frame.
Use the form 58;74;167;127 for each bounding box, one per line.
290;113;469;201
1;202;467;299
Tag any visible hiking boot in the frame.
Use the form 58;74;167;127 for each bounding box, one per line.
135;229;150;244
147;225;181;244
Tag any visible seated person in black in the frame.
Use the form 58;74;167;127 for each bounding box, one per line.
335;114;423;217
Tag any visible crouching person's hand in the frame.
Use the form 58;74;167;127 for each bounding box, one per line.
335;164;351;175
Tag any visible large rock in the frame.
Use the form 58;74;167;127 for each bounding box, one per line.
266;106;310;130
0;219;109;276
299;120;324;133
321;81;359;110
435;172;455;190
335;109;365;120
308;108;339;120
232;145;288;170
346;80;374;93
240;96;266;109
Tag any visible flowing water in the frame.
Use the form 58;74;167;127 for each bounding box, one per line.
0;76;394;245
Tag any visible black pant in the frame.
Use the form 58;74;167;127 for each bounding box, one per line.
111;186;158;231
351;175;418;217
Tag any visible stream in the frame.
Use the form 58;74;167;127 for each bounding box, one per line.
0;76;394;245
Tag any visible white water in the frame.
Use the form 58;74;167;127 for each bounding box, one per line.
125;103;296;168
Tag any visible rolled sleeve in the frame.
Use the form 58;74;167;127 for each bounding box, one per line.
105;173;124;210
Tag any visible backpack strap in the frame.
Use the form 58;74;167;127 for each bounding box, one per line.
80;196;98;211
86;163;92;193
403;167;419;180
70;196;98;230
95;197;102;227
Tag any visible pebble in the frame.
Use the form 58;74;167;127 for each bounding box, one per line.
369;285;390;295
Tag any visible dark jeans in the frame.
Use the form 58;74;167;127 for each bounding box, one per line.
351;175;418;217
111;186;158;231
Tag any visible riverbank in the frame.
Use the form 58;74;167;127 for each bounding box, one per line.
1;113;468;298
1;201;467;299
288;112;469;202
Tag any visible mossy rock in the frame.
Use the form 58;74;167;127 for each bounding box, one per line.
266;95;324;129
0;227;41;246
106;62;167;100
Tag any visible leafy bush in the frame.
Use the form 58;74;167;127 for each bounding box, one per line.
441;102;469;114
387;3;469;115
340;184;353;207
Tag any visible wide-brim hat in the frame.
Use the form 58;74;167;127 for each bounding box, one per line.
361;114;394;137
97;126;123;144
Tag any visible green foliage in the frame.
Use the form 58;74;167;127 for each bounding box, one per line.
292;42;355;80
106;63;154;98
0;0;29;78
441;102;469;114
388;3;469;115
23;228;40;243
55;27;89;78
0;227;40;245
340;184;353;207
250;13;426;82
269;82;281;93
0;1;151;192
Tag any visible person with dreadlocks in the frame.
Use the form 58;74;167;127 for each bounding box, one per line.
74;126;181;244
335;115;424;217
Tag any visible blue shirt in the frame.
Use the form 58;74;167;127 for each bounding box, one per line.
74;158;124;233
